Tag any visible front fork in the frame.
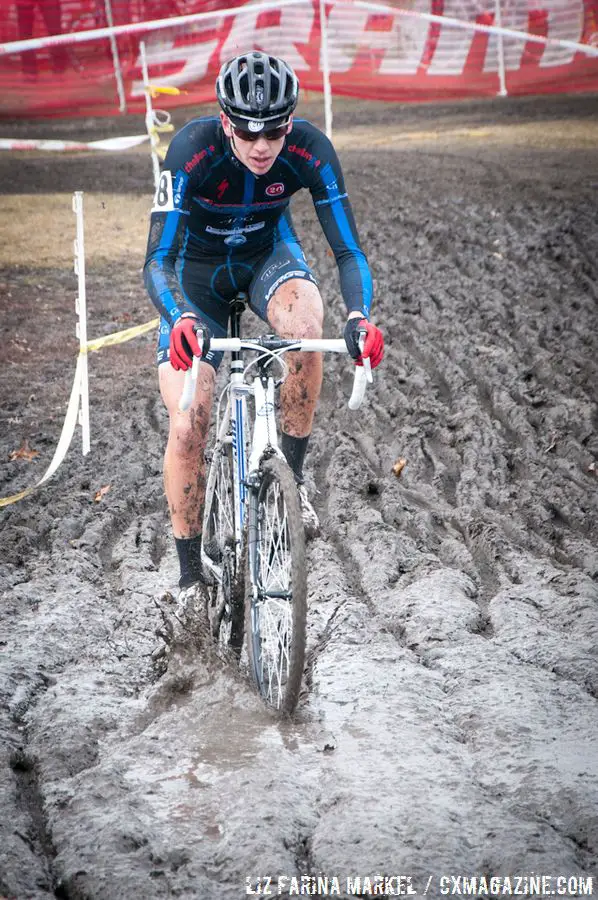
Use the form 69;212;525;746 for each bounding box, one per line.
245;374;282;601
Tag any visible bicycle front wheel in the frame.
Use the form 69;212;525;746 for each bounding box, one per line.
245;456;307;714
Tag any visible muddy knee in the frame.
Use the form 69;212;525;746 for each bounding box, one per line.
268;279;324;339
168;405;210;463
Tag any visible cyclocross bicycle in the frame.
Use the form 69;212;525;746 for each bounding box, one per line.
179;294;371;715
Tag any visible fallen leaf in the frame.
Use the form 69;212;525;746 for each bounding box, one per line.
392;458;407;478
94;484;111;502
9;440;39;462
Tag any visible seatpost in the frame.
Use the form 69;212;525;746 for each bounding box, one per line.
229;293;247;377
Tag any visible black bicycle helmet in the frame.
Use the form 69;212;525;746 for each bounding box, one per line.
216;51;299;131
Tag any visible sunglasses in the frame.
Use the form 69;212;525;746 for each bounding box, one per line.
231;123;289;142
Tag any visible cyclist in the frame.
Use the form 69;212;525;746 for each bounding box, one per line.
143;50;384;600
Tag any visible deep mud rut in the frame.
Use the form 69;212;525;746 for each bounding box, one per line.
0;94;597;899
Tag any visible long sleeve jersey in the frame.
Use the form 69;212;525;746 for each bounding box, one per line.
144;116;373;326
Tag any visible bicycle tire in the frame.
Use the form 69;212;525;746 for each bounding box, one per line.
202;438;244;655
245;455;307;714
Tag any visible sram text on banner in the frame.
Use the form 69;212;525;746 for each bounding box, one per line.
1;0;598;117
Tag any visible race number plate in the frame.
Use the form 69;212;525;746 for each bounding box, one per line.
151;170;175;213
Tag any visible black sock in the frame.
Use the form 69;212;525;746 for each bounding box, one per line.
175;535;204;588
281;432;310;485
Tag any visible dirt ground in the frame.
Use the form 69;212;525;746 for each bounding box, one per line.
0;93;597;899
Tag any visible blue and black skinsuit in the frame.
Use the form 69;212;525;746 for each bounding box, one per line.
143;115;373;369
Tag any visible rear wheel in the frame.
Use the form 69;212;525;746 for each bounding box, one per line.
202;438;243;655
245;456;307;714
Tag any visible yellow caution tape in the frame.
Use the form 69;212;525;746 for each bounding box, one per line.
84;318;159;352
1;317;160;508
0;485;37;508
150;123;175;135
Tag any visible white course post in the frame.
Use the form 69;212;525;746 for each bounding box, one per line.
73;191;91;456
319;0;333;139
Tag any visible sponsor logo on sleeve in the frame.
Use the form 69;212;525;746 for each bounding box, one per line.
184;144;216;174
287;144;321;168
173;173;185;206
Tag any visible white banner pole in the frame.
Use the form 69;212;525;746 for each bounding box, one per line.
319;0;333;139
103;0;127;113
495;0;508;96
73;192;91;456
140;40;161;191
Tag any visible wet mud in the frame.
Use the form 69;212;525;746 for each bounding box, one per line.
1;94;597;898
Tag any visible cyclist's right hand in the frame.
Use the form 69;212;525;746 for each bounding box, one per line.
170;314;211;371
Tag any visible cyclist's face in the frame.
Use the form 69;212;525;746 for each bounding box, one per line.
220;112;292;176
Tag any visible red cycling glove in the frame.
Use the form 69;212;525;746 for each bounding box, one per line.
169;315;210;371
343;318;384;369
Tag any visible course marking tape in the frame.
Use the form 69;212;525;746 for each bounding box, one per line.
1;354;84;509
1;317;160;509
0;135;149;152
85;318;159;352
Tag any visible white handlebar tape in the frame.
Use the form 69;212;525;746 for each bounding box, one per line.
348;365;368;410
179;355;200;412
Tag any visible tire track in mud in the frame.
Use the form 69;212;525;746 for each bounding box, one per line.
1;96;597;897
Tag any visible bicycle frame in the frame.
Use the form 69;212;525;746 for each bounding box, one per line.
180;307;371;584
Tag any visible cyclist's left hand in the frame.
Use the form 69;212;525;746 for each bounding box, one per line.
344;317;384;369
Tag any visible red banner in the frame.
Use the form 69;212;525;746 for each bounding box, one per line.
1;0;597;118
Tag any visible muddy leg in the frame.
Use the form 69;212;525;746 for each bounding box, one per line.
159;361;215;538
266;278;324;439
